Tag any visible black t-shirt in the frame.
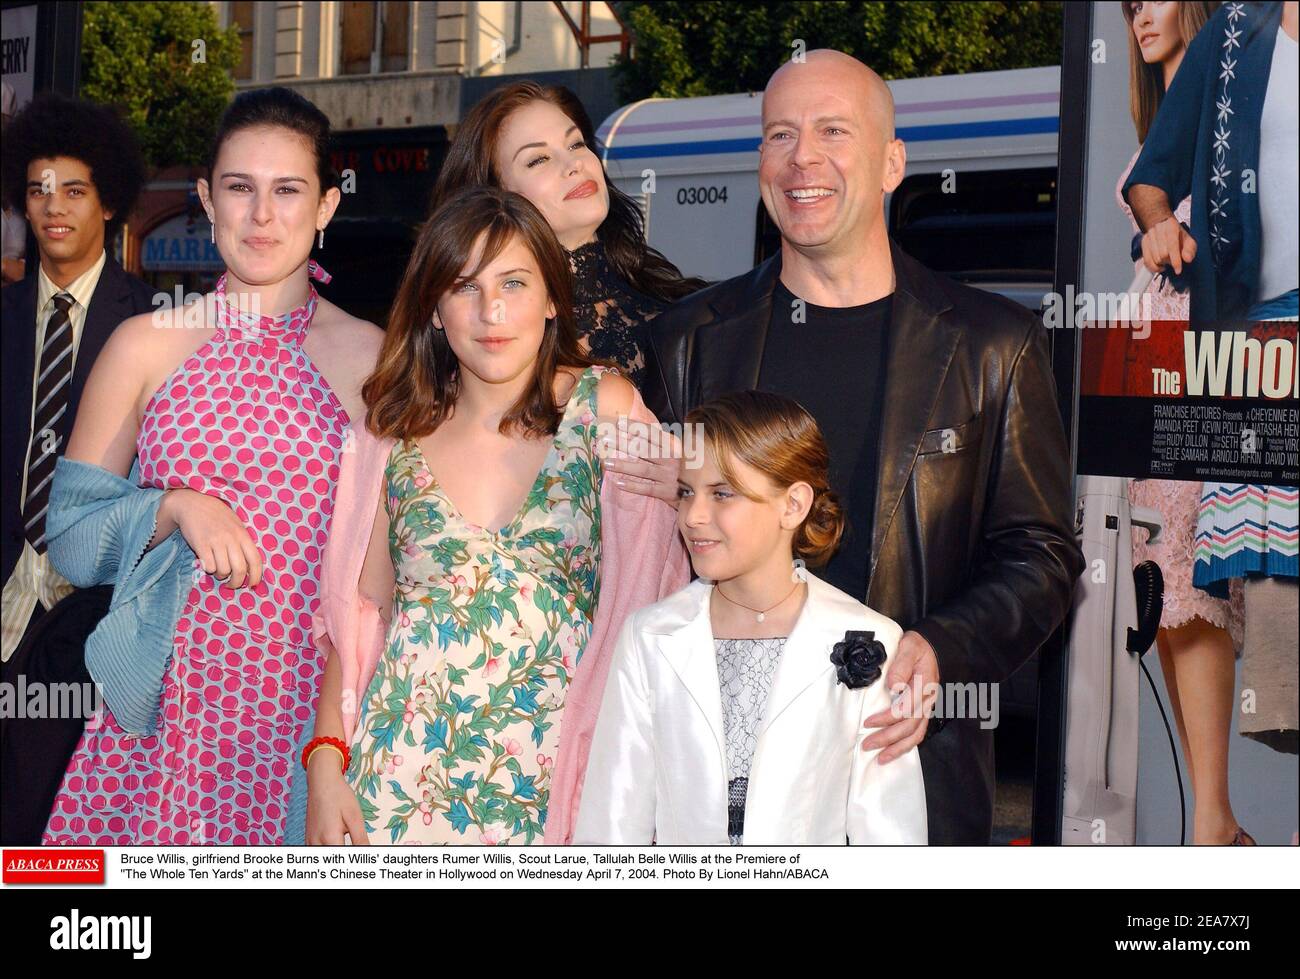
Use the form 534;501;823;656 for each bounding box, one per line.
757;279;892;601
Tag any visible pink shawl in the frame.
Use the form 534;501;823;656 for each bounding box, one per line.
314;388;689;844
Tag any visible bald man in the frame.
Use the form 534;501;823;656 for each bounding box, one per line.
610;50;1084;844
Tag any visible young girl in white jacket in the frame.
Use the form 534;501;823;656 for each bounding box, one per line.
575;391;927;844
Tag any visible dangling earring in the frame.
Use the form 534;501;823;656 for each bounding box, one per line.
317;227;324;249
210;222;215;244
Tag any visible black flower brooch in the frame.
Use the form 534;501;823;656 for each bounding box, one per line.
830;631;887;689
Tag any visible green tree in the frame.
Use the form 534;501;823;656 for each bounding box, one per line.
612;1;1062;102
80;1;240;169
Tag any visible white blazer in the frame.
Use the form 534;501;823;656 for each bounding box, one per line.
574;572;927;845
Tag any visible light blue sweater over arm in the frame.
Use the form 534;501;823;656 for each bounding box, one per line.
46;456;195;735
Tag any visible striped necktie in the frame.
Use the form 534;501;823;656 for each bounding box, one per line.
22;292;75;552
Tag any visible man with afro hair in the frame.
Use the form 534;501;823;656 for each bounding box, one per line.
1;92;157;843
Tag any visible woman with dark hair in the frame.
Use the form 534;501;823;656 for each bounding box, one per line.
302;186;688;845
429;82;705;388
40;86;384;845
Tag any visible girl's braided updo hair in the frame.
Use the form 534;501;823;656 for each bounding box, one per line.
684;391;845;567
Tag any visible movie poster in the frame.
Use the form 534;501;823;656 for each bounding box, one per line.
1078;320;1298;483
1065;0;1298;852
1075;0;1298;486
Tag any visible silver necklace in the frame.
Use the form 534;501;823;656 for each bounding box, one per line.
714;581;802;623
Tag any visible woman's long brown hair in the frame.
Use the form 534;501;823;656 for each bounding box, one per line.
430;80;707;301
1123;1;1219;142
363;186;598;441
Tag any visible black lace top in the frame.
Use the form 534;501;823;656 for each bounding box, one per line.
568;238;667;388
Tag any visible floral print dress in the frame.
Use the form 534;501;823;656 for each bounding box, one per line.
347;367;606;843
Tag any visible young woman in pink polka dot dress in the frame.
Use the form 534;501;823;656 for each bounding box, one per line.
40;87;383;845
43;265;348;845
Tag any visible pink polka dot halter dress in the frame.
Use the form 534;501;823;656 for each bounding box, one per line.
42;262;349;845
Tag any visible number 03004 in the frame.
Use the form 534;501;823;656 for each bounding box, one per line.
676;185;728;205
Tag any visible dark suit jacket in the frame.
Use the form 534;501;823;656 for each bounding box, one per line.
1;255;156;585
0;584;111;844
643;240;1085;844
0;255;155;843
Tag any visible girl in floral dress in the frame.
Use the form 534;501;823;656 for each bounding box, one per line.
303;186;687;844
358;369;606;843
41;88;383;845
